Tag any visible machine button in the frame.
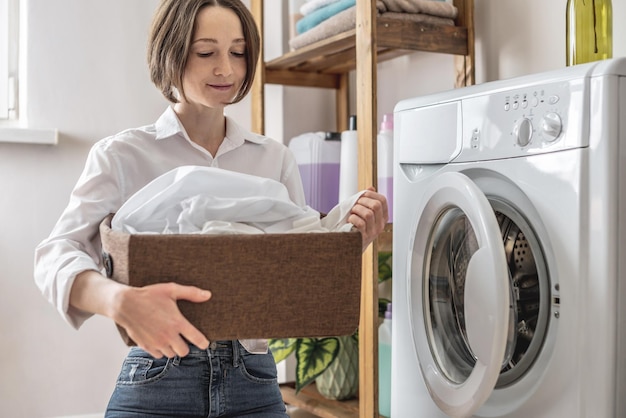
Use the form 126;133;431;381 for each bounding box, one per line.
471;128;480;148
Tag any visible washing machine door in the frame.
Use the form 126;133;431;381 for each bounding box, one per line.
408;171;510;418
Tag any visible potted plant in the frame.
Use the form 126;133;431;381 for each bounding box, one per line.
269;249;393;400
269;332;359;400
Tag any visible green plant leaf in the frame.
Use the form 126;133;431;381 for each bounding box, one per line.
294;337;340;393
378;251;392;265
378;251;393;283
268;338;297;363
379;298;391;318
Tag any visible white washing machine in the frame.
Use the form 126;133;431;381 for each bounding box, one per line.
391;58;626;418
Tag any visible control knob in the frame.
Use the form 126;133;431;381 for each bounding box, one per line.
541;112;562;142
514;118;533;147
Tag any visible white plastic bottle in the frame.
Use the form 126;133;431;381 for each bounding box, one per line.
339;115;359;202
379;302;392;417
377;113;394;222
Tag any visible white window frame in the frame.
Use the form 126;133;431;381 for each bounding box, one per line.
0;0;14;120
0;0;20;121
0;0;57;144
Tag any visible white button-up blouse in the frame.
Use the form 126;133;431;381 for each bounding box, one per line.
34;107;306;349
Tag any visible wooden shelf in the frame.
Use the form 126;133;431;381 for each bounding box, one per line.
251;2;474;416
265;18;469;88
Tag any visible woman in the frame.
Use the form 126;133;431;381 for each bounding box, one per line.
34;0;388;416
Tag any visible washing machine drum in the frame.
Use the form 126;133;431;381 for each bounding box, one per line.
408;172;550;415
426;204;548;387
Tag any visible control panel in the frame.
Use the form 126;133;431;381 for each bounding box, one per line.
455;77;587;162
508;90;563;147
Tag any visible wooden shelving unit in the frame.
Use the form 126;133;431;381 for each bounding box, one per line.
250;1;474;417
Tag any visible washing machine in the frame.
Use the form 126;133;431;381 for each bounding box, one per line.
391;58;626;418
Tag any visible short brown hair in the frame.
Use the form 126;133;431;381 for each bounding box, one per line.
147;0;260;104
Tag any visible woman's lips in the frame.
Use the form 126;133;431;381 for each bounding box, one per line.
209;84;233;91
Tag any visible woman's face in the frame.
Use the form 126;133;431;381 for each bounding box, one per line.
181;6;247;110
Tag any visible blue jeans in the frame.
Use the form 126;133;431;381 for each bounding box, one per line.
105;340;288;417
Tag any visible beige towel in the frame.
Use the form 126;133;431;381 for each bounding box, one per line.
382;11;454;25
379;0;458;19
290;6;357;50
289;5;455;50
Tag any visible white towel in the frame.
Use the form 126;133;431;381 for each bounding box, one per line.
301;0;340;16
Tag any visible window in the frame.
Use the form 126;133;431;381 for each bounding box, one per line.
0;0;18;120
0;0;56;144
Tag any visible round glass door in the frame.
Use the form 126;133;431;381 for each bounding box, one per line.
408;172;510;417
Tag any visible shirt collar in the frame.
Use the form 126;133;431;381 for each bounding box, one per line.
154;106;267;145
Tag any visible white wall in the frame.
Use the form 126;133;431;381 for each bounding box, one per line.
1;0;624;417
1;1;163;417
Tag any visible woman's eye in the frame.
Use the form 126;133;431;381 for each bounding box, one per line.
197;52;213;57
231;51;245;58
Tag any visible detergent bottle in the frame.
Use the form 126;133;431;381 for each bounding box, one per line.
289;131;341;214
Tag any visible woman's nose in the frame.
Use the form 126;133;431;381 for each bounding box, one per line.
214;54;233;77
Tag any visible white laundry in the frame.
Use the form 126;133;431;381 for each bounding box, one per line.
112;166;363;235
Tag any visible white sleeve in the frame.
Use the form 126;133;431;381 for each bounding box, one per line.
281;147;307;208
33;139;124;329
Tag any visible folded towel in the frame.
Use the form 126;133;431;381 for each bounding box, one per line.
379;0;457;19
382;11;454;25
296;0;356;34
289;5;455;50
291;6;356;49
301;0;341;16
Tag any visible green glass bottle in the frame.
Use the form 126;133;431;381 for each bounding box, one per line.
566;0;613;66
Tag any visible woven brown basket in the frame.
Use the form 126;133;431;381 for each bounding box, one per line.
99;215;362;345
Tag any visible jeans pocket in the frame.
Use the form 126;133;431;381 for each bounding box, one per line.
239;352;278;384
116;349;172;386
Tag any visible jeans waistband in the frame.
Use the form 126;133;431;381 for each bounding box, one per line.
186;340;241;358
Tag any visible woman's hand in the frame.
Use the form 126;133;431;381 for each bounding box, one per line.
110;282;211;358
70;270;211;358
348;187;389;251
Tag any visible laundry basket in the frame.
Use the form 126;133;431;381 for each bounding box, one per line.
99;215;362;345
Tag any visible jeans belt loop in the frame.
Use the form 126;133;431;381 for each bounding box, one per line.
232;340;240;367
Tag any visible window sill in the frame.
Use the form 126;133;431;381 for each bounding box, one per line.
0;127;58;144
